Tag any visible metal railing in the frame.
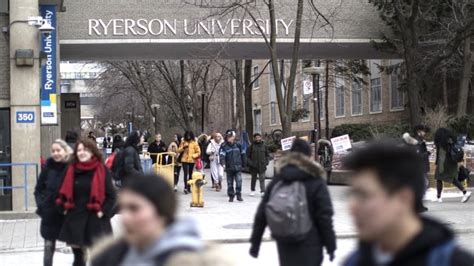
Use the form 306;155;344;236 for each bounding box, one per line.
0;163;39;211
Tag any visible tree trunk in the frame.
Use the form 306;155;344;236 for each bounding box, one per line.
457;37;472;117
244;60;254;141
404;49;422;127
442;66;448;109
234;60;245;133
325;60;330;139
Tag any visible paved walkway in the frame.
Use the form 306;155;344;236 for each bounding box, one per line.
1;170;473;253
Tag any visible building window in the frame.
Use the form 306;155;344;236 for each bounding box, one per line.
335;77;345;117
270;102;277;125
303;94;311;121
370;77;382;113
253;65;260;89
269;66;278;125
351;81;363;115
390;73;404;110
254;109;262;133
319;88;325;120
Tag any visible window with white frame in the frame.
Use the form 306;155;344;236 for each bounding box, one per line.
303;94;311;121
254;109;262;134
253;65;260;89
269;66;277;125
319;88;325;120
351;81;363;115
390;70;404;110
370;77;382;113
335;76;345;117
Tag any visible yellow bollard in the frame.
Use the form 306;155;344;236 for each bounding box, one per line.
187;171;207;207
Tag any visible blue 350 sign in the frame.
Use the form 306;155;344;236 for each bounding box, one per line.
16;112;35;123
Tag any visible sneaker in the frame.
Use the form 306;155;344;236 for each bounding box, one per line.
229;196;234;202
237;195;243;202
461;191;471;203
184;190;189;195
437;197;443;203
260;192;265;198
174;186;177;192
250;191;255;197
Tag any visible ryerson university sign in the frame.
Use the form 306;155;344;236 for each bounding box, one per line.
88;18;294;37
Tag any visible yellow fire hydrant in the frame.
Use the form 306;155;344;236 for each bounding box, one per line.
187;171;207;207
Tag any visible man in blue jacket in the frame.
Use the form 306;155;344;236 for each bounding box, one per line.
220;130;246;202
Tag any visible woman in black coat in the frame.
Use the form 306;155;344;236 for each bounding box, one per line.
34;139;73;266
118;131;144;183
250;139;337;266
56;138;116;266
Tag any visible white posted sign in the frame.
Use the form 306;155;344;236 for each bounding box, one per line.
281;136;297;151
330;134;352;153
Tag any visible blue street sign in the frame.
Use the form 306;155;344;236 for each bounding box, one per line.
16;112;35;123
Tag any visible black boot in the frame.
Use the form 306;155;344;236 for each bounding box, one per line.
229;196;234;202
44;240;55;266
236;194;243;202
72;247;86;266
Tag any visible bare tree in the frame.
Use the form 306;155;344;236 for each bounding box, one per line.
188;0;336;137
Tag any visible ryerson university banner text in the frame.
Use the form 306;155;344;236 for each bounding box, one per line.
88;18;294;37
40;5;58;125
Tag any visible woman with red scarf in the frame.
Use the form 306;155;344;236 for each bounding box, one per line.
56;138;116;266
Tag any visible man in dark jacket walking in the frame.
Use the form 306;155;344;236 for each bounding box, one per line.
220;130;246;202
403;125;431;212
250;139;336;266
247;133;270;197
147;133;167;165
343;139;473;266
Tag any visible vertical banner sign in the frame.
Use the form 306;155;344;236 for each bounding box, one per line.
40;5;58;124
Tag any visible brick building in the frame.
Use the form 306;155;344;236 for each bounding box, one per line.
251;59;409;138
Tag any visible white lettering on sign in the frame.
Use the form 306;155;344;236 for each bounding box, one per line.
330;134;352;154
281;136;297;151
44;10;54;91
88;18;294;37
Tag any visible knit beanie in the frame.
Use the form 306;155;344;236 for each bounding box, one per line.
122;174;177;225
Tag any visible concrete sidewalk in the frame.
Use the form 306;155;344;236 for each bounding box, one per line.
1;169;473;253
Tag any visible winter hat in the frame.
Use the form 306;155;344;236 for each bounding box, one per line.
290;138;312;157
225;130;236;138
122;173;177;225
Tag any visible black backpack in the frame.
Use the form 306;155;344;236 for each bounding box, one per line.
110;148;125;185
448;141;464;163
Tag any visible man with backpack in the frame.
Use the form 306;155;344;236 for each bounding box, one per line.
342;139;473;266
249;139;336;266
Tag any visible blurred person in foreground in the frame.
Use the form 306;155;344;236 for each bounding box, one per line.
90;173;234;266
343;139;473;266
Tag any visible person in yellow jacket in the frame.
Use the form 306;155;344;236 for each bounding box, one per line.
178;131;201;194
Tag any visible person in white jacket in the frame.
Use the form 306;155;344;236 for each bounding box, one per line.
207;133;225;192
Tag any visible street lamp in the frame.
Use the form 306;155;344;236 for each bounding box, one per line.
196;91;208;134
151;104;160;134
303;65;325;156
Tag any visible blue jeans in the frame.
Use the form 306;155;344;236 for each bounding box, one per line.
226;170;242;197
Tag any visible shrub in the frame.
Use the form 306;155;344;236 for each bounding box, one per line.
331;124;372;142
449;115;474;139
332;123;410;142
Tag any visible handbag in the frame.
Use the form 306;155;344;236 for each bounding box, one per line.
195;158;203;170
458;166;471;182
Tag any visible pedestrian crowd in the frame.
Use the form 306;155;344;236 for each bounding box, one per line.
33;125;472;266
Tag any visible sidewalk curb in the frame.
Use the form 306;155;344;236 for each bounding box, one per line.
2;228;473;254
